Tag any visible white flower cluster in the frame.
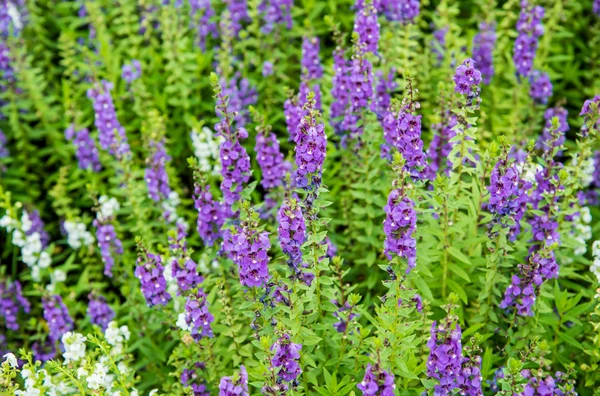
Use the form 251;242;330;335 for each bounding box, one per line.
64;220;94;249
0;210;51;282
161;191;188;229
572;207;592;255
105;321;131;355
516;162;542;183
15;364;73;396
592;240;600;283
98;196;120;221
176;311;190;331
191;127;222;175
573;155;596;187
46;269;67;292
61;332;87;364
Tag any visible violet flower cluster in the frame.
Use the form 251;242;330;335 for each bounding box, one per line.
215;116;251;218
169;228;204;293
145;138;171;202
357;363;395;396
371;69;397;119
487;157;521;217
223;225;271;287
26;209;50;249
383;188;417;272
181;363;210;396
513;1;544;77
255;130;287;190
381;0;420;24
224;0;249;37
135;251;172;307
331;300;359;333
538;107;568;152
381;106;426;176
354;3;380;54
595;0;600;16
425;111;458;180
94;196;123;277
301;36;323;81
284;94;304;141
218;365;249;396
277;198;306;270
431;26;448;66
453;58;482;108
219;75;257;128
0;129;8;159
42;294;74;343
330;44;351;135
271;334;302;382
87;80;131;158
0;279;30;331
121;59;141;83
259;0;293;33
472;22;496;84
580;95;600;135
294;95;327;192
87;293;115;330
64;125;102;172
184;288;214;341
189;0;218;51
194;182;225;247
529;70;552;105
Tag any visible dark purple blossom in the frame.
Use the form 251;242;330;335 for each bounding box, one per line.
169;229;204;293
332;300;359;333
181;363;210;396
135;251;171;307
354;3;380;54
42;294;74;343
219;365;249;396
426;321;463;394
371;69;397;119
284;94;303;141
225;0;249;37
330;45;351;135
301;36;323;81
271;334;302;382
184;288;213;341
488;157;521;217
94;220;123;277
382;106;426;176
145;138;171;202
223;226;271;288
453;58;482;108
87;293;115;330
255;129;286;190
294;94;327;191
278;198;306;269
513;1;544;77
189;0;218;51
580;95;600;135
0;279;30;331
431;26;448;66
357;363;395;396
472;22;496;84
194;183;225;247
32;338;57;362
381;0;420;23
383;189;417;272
64;125;102;172
259;0;293;33
87;80;131;158
529;70;552;104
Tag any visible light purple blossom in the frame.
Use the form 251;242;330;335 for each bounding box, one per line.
65;125;102;172
472;22;496;84
42;294;74;343
184;288;213;341
135;251;171;307
513;1;544;77
87;293;115;330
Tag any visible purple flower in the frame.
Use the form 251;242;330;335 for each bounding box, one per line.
194;183;225;247
0;279;30;331
413;294;423;313
135;252;171;307
87;293;115;330
381;0;420;23
371;69;397;119
453;58;482;108
224;0;249;37
218;74;257;128
271;334;302;382
65;125;102;172
219;365;249;396
262;60;274;76
580;95;600;135
382;107;426;176
0;129;9;159
189;0;218;51
145;138;171;202
278;199;306;269
332;300;359;333
32;338;57;362
537;107;568;152
217;130;251;218
294;95;327;191
357;363;395;396
349;45;374;114
284;94;304;141
121;60;141;83
42;294;74;343
487;157;521;217
169;229;204;293
424;111;458;180
383;189;417;272
259;0;293;33
513;1;544;77
426;321;463;394
330;45;351;135
595;0;600;16
354;3;380;54
255;130;286;190
181;363;210;396
94;220;123;277
25;209;50;249
87;80;131;158
431;26;448;66
529;70;552;104
301;36;323;80
184;288;213;341
223;227;271;288
472;22;496;84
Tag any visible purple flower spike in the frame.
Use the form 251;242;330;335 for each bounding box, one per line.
65;125;102;172
255;129;286;190
42;294;74;343
271;334;302;382
472;22;496;84
357;363;395;396
278;199;306;270
184;288;214;341
383;189;417;272
354;3;380;54
529;70;552;105
219;365;249;396
513;1;544;78
301;36;323;81
294;94;327;192
135;252;172;307
87;293;115;330
145;138;171;202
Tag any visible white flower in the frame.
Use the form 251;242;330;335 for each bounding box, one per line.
191;127;222;175
77;367;88;379
581;206;592;224
6;1;23;31
61;332;87;364
98;196;120;221
65;221;95;249
52;269;67;283
592;240;600;282
3;352;18;367
37;251;52;268
31;267;41;282
12;229;26;247
130;389;139;396
117;362;130;375
0;214;16;231
149;390;158;396
105;322;130;348
87;363;113;390
176;312;190;331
